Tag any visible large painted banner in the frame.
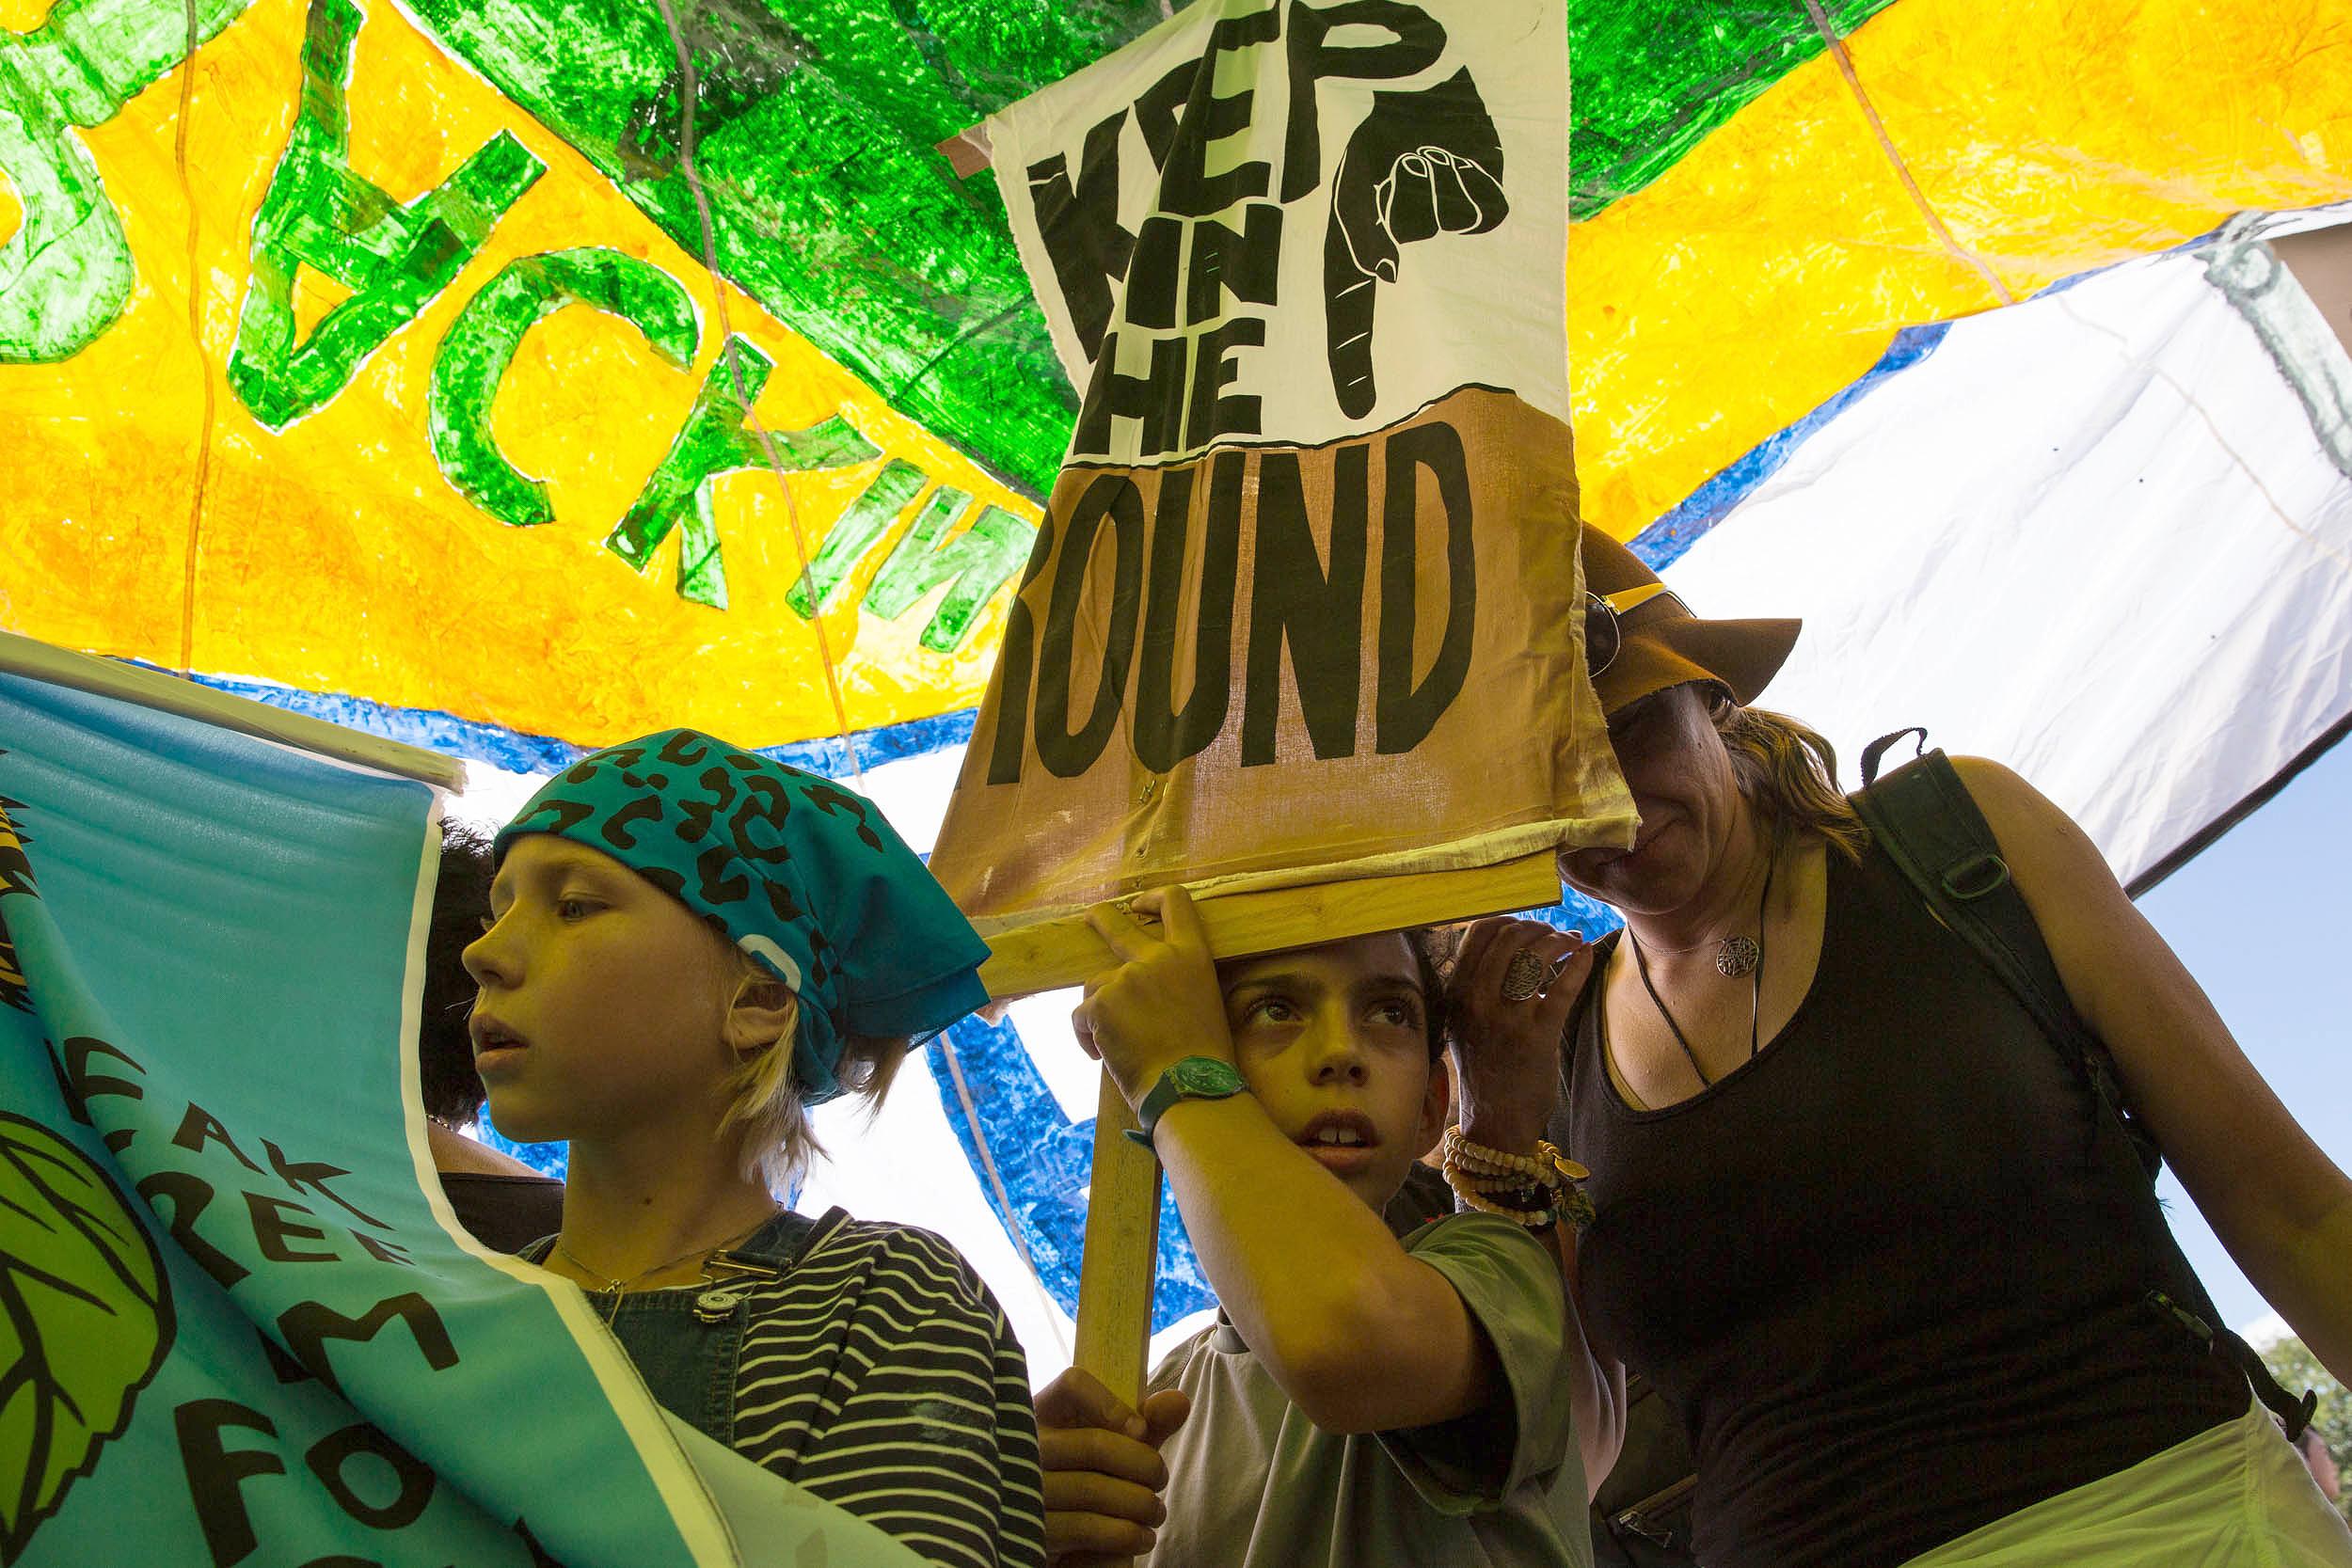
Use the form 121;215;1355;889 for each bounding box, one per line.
7;0;2347;781
0;0;1041;752
0;660;923;1565
931;0;1631;923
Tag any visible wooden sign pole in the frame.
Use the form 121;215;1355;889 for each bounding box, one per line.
1066;1074;1161;1568
1073;1072;1163;1404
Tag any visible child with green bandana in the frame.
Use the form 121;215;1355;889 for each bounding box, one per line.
464;730;1043;1568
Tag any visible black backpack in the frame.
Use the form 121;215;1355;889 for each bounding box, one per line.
1586;735;2313;1568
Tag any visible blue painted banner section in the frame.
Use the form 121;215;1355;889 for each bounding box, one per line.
151;664;979;781
774;710;979;775
0;670;786;1564
475;1113;568;1180
167;672;587;773
1631;322;1950;572
1513;884;1624;941
931;1018;1217;1330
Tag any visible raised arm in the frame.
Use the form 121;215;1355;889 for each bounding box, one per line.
1954;755;2352;1380
1072;890;1497;1434
1445;914;1627;1495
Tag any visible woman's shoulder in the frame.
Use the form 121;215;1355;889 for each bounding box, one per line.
1921;754;2106;897
427;1119;552;1179
1904;753;2069;846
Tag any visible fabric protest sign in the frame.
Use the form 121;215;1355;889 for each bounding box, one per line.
0;661;925;1566
930;0;1631;925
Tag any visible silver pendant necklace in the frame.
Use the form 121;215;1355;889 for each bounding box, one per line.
1637;851;1772;977
1712;934;1760;979
1626;846;1778;1087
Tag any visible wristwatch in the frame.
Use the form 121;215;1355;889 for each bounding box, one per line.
1124;1056;1248;1149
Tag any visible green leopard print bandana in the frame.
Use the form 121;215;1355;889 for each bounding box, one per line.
496;730;987;1103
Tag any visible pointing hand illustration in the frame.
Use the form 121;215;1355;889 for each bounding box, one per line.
1324;68;1509;420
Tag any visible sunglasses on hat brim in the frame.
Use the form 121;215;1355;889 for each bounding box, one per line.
1586;582;1690;677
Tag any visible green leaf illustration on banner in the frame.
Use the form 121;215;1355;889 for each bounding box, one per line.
0;1114;174;1565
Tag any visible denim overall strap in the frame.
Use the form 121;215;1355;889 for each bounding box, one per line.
535;1208;849;1449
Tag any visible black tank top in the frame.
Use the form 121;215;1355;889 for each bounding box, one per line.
1556;840;2245;1568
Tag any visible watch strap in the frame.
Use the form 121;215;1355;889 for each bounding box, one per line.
1122;1056;1247;1149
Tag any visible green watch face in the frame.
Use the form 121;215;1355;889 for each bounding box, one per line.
1168;1057;1247;1097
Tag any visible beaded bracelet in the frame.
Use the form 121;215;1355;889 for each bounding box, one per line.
1440;1126;1554;1180
1453;1184;1557;1227
1442;1129;1589;1184
1440;1125;1595;1230
1452;1169;1544;1195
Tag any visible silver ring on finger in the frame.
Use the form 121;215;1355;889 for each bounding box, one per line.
1500;949;1547;1002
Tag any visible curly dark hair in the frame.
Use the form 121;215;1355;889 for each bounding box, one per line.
1407;927;1452;1063
420;818;496;1124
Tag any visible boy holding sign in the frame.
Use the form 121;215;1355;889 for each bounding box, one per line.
1041;888;1613;1566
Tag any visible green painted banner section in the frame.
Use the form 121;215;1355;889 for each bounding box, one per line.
0;0;260;362
230;0;548;430
430;247;704;528
603;338;882;609
1566;0;1899;218
0;0;1906;482
392;0;1908;497
398;0;1168;499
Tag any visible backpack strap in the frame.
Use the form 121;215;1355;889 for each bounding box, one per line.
1851;735;2315;1437
1853;739;2155;1177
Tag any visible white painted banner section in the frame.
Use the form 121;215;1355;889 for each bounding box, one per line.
1664;212;2352;888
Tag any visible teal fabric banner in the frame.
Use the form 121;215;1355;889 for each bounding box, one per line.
0;665;924;1566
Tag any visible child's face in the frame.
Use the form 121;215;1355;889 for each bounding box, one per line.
462;835;740;1148
1216;932;1447;1211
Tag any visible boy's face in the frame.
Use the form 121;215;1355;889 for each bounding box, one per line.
1216;931;1448;1211
462;834;739;1147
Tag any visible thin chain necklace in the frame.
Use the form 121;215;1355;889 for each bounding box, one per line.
555;1208;778;1322
1630;846;1772;976
1627;844;1778;1090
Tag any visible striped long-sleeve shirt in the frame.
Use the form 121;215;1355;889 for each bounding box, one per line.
728;1218;1045;1568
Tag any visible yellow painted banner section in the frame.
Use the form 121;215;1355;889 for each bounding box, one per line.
1570;0;2352;539
0;0;1039;750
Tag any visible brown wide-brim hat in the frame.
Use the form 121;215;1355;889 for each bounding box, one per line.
1583;526;1802;714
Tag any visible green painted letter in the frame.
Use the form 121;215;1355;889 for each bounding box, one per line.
781;460;927;618
606;338;880;610
227;0;545;429
865;498;1039;654
0;0;259;360
429;247;700;527
0;55;130;362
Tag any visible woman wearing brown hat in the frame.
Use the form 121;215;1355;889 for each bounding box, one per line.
1443;529;2352;1567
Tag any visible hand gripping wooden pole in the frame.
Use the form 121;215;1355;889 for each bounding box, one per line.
1066;1069;1161;1568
